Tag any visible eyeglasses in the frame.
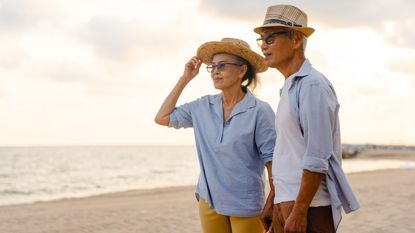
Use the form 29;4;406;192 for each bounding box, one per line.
206;62;242;73
256;30;292;47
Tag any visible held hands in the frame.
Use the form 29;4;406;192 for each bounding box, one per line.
181;56;202;82
261;210;273;233
261;190;275;233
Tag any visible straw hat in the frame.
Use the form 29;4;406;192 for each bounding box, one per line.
197;38;268;73
254;5;315;37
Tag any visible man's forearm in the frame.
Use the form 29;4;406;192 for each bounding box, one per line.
292;169;325;215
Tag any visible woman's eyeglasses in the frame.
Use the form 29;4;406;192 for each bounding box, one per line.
206;62;242;73
256;30;292;47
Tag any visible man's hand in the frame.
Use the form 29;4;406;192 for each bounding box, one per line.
283;170;324;233
283;209;307;233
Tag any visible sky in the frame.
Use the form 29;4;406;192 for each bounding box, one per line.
0;0;414;146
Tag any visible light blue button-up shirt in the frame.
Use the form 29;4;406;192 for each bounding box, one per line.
169;90;276;217
282;59;360;230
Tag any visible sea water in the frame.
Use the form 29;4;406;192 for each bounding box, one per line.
0;146;414;206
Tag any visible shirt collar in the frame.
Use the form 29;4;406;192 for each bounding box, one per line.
289;58;312;81
278;59;312;96
231;90;256;115
209;90;257;119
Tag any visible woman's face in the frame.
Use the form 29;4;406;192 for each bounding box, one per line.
210;53;245;91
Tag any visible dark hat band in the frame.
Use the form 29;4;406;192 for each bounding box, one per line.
263;18;303;28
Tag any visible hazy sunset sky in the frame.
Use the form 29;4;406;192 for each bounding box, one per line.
1;0;414;146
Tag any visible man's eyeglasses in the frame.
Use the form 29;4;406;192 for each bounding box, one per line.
256;30;292;47
206;62;242;73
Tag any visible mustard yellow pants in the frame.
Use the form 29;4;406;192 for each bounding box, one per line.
198;198;264;233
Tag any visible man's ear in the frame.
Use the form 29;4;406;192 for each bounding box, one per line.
293;31;304;50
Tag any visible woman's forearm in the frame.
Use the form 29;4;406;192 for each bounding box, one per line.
154;77;190;126
265;161;273;191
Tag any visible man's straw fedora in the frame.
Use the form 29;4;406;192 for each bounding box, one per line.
254;5;315;37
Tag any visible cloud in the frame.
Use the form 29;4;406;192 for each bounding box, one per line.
0;0;37;29
295;0;414;28
0;12;201;98
0;47;26;70
40;61;98;83
199;0;415;47
78;17;141;62
356;86;390;97
388;56;415;87
383;19;415;48
199;0;414;26
82;78;140;97
198;0;267;22
389;57;415;75
77;15;197;64
25;58;143;97
0;0;61;32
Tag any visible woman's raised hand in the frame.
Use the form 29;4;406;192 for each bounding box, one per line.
182;56;202;82
154;56;202;126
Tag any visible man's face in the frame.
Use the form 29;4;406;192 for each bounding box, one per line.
258;27;296;69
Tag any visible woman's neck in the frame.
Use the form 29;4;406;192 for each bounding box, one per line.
221;87;245;107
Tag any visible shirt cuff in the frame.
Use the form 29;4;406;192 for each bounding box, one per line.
302;155;329;174
262;155;273;166
168;113;179;129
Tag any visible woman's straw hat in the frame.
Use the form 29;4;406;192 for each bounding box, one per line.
197;38;268;73
254;5;315;37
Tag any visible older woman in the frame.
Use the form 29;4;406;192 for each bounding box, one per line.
154;38;276;233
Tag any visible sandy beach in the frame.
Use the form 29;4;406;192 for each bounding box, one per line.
1;151;415;233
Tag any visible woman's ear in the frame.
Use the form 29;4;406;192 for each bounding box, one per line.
239;64;247;79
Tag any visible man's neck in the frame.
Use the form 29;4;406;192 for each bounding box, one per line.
278;54;305;79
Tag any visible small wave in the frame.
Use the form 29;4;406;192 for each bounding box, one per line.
151;169;174;174
0;189;32;196
0;174;13;178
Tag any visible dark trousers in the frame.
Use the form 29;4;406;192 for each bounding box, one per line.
273;202;335;233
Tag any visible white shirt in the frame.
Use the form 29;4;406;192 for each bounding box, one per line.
270;59;359;229
273;76;331;207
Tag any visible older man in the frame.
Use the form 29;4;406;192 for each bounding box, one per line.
254;5;360;233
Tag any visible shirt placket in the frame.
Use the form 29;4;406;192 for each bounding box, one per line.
214;101;225;152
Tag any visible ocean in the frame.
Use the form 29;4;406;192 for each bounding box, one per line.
1;146;414;206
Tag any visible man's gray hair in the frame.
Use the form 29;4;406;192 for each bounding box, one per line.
302;36;307;51
288;30;307;52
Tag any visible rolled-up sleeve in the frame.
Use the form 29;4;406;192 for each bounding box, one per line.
168;102;194;129
299;82;338;173
255;103;276;166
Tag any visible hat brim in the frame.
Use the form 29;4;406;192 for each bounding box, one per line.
254;24;315;37
197;41;268;73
